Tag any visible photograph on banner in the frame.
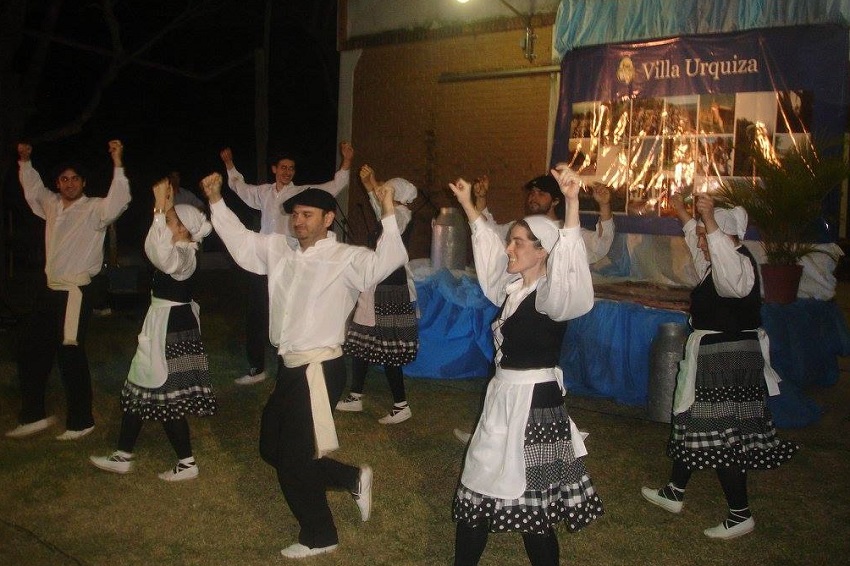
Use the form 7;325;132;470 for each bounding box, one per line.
568;90;813;218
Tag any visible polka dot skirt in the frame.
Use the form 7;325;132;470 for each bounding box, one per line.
453;405;604;534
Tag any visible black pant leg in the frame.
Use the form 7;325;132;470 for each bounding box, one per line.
454;521;488;566
16;287;63;424
117;411;144;453
162;417;193;460
245;272;269;372
264;357;358;549
384;365;407;404
349;356;368;394
56;285;94;430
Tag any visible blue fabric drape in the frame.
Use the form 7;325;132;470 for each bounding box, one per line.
560;299;689;406
404;269;498;379
554;0;850;56
406;269;849;428
762;299;850;427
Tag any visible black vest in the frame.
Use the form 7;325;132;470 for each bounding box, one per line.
151;269;195;303
689;245;761;332
497;290;568;369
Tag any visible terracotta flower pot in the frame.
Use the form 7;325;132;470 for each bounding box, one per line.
760;263;803;304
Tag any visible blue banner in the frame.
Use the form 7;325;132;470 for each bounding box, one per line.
553;24;848;234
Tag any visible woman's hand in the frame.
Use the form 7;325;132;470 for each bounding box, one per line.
152;178;173;212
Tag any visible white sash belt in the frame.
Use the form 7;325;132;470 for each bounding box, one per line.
283;346;342;459
48;273;92;346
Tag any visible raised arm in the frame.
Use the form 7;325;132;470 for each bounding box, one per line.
537;164;594;320
696;195;754;298
671;192;709;279
220;147;263;210
312;141;354;198
95;140;132;228
17;142;53;219
145;178;196;280
583;184;615;263
202;172;270;275
450;177;511;305
345;181;407;290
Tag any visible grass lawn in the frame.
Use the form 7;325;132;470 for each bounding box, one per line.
1;267;848;565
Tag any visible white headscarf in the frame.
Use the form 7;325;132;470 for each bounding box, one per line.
387;178;418;204
522;215;560;253
712;206;748;240
174;204;213;242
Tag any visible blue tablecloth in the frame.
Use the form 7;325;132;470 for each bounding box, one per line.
404;269;498;379
559;300;689;407
405;270;850;428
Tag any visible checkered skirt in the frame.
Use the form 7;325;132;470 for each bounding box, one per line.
667;336;797;470
453;405;604;534
344;283;419;366
121;327;217;421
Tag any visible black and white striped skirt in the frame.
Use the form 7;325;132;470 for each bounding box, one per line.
453;404;604;535
667;335;798;470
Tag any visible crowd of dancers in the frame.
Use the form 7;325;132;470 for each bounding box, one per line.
5;139;797;564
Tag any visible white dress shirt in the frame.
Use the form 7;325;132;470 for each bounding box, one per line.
210;199;407;355
226;167;350;235
19;161;131;281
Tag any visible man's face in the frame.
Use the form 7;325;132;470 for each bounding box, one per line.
56;168;86;203
272;159;296;186
290;204;333;248
525;188;557;217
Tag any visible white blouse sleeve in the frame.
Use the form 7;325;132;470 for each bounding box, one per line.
706;231;756;298
144;214;197;281
682;218;710;280
535;226;595;321
470;216;513;306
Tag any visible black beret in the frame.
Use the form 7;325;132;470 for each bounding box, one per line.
524;175;561;199
283;188;337;213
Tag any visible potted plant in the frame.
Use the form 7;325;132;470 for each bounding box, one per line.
714;136;850;303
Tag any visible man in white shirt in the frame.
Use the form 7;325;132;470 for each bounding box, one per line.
219;143;354;385
201;174;405;559
474;173;615;264
6;140;131;441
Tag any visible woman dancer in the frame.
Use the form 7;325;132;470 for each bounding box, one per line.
448;166;603;566
337;165;418;424
641;193;797;538
91;178;217;481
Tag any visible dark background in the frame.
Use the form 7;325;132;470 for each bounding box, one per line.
3;0;341;266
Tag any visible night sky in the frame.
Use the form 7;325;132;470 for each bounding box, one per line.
7;0;340;258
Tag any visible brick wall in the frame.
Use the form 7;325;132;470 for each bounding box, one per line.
347;26;555;260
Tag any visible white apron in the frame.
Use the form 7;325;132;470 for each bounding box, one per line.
461;366;588;500
127;296;199;389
